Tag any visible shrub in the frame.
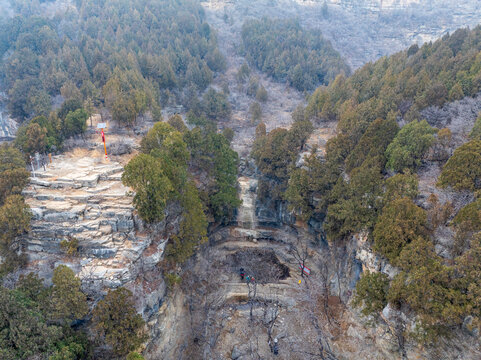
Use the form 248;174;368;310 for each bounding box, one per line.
373;197;428;264
353;271;390;316
437;140;481;191
385;120;436;172
92;288;146;356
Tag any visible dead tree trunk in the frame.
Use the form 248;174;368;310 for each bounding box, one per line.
290;238;310;278
248;280;257;322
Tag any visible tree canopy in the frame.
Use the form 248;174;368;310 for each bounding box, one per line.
0;0;224;128
92;287;146;356
241;18;349;91
0;144;30;205
438;140;481;191
0;271;91;359
373;197;428;264
385;120;436;172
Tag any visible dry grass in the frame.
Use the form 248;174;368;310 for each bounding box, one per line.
71;147;91;158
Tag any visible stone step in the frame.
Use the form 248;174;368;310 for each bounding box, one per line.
67;194;92;203
75;174;99;188
86;185;111;194
107;173;123;181
35;172;55;179
98;166;124;180
30;178;51;187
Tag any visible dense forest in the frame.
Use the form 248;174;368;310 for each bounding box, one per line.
241;18;350;91
253;26;481;338
0;0;226;134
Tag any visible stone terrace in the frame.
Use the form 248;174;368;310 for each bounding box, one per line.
21;150;164;289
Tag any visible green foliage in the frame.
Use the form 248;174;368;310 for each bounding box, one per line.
32;115;62;151
388;237;467;336
385;120;436;172
454;234;481;332
140;122;178;155
126;121;239;262
15;122;47;157
127;352;145;360
286;25;481;341
255;85;268;102
48;332;91;360
0;0;223;130
0;285;62;359
50;265;88;324
325;158;383;240
0;195;31;253
166;181;208;264
122;154;173;223
202;88;231;121
353;271;389;316
15;106;88;155
184;127;240;223
253;120;313;184
452;198;481;232
164;273;182;289
168;114;188;133
373;197;428;264
438;140;481;191
92;287;146;356
222;127;234;143
135;123;191;213
241;18;349;91
249;101;262;124
469;113;481;140
345;116;399;173
60;237;80;257
254;119;313;204
306;26;481;125
58;99;82;122
0;144;30;205
383;171;419;204
0;273;90;360
63;109;88;138
0;149;31;275
103;69;154;127
285;167;312;221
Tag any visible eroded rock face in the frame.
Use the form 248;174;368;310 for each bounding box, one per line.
0;107;17;141
20;152;173;325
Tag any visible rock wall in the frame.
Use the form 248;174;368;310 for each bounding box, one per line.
0;107;17;141
19;150;176;337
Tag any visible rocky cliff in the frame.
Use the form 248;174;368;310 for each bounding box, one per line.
16;127;181;348
0;106;17;141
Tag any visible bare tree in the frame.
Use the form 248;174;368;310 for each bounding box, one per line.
289;237;310;278
247;278;258;322
331;245;344;303
262;300;280;354
296;277;338;360
318;254;332;324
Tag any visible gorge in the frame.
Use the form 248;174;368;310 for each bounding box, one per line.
2;0;481;359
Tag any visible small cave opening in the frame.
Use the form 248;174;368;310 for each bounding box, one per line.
226;248;290;284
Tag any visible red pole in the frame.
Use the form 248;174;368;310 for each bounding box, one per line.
101;129;107;159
